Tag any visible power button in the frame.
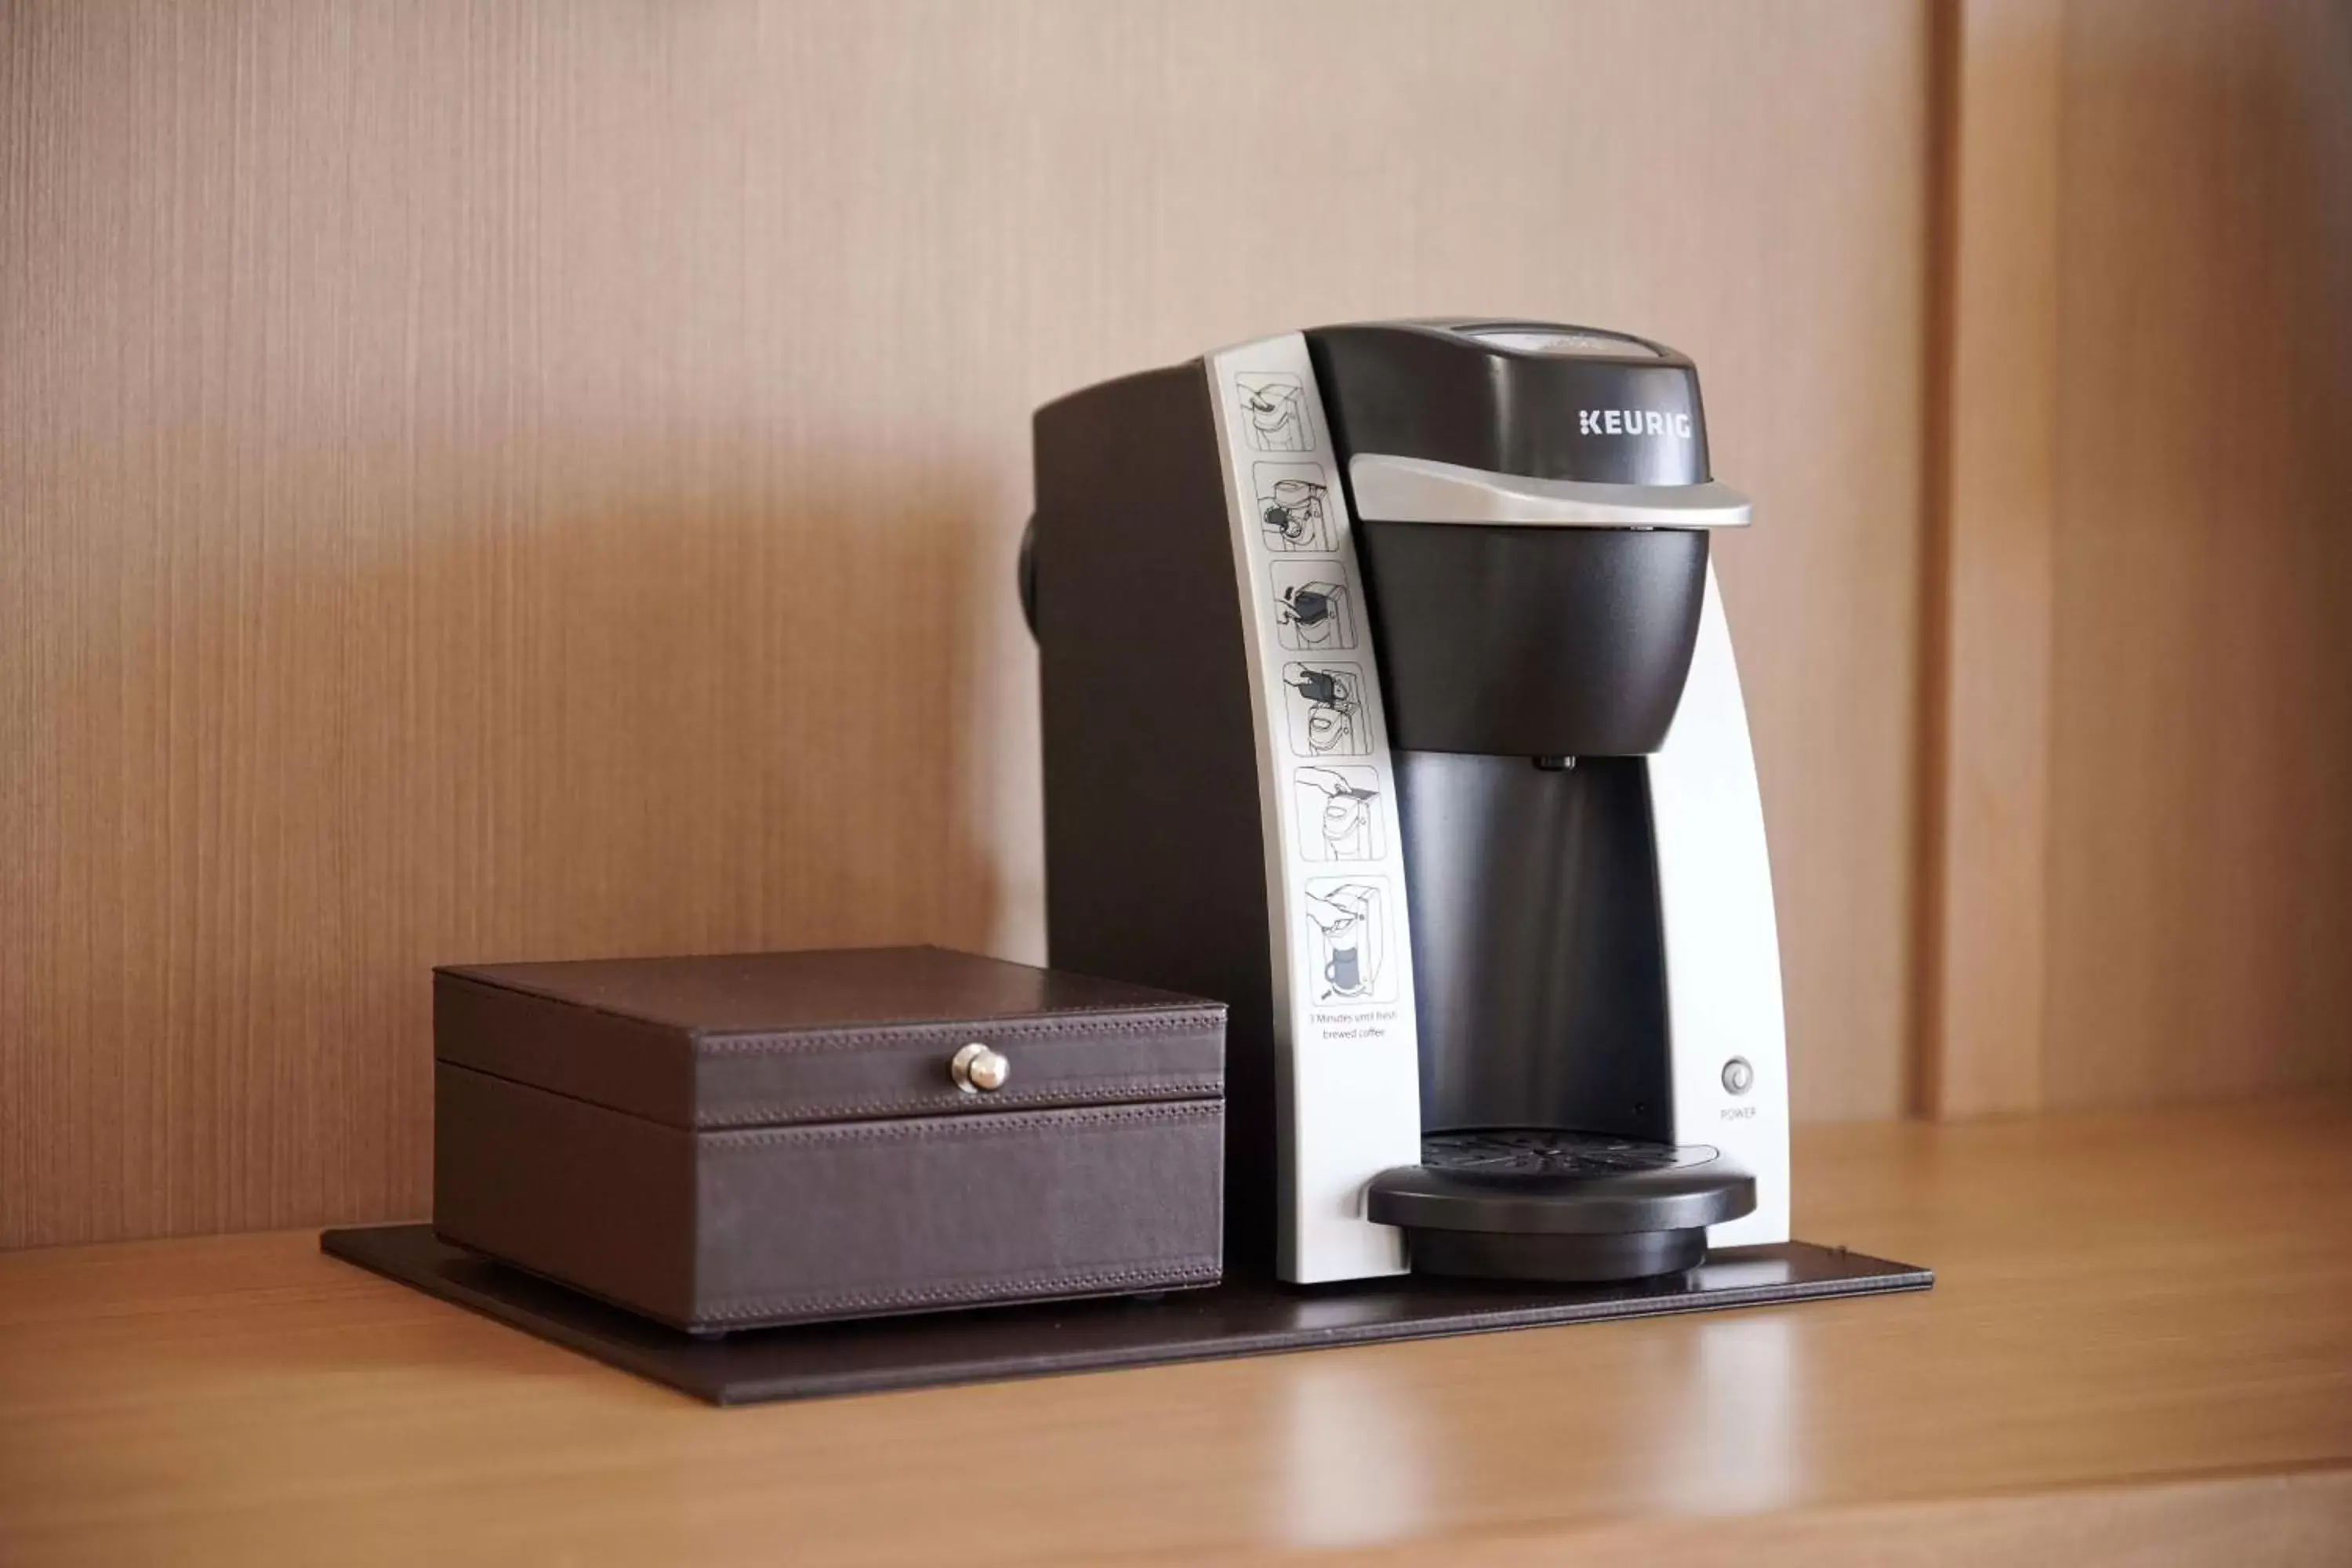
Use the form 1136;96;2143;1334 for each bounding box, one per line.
1722;1057;1755;1096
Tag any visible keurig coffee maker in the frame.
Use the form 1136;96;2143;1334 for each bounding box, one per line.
321;318;1926;1410
1024;321;1789;1286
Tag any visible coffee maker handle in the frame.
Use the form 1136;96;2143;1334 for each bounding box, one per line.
1349;454;1753;529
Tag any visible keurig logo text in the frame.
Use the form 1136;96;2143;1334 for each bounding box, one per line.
1578;408;1693;438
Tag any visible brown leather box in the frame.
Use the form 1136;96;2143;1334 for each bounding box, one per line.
433;946;1226;1334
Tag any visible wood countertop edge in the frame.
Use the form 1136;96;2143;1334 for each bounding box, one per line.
1180;1465;2352;1568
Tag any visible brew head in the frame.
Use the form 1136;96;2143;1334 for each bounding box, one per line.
1306;321;1739;757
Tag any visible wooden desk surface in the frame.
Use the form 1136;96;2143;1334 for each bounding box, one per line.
3;1102;2348;1566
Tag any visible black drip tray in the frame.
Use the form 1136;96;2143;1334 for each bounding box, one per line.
1367;1130;1759;1283
321;1225;1930;1406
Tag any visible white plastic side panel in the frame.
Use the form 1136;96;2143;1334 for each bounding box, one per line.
1650;566;1792;1246
1205;335;1421;1283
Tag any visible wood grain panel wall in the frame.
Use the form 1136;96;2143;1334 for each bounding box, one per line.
0;1;1931;1247
1919;0;2352;1115
2039;0;2352;1105
1917;0;2062;1118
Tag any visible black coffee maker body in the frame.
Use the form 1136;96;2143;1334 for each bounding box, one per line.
1025;321;1790;1286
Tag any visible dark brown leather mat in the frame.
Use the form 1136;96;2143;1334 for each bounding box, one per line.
322;1225;1930;1406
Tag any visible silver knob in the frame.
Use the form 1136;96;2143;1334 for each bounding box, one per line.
951;1042;1011;1094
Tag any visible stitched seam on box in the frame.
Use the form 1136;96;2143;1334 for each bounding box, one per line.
702;1100;1220;1149
688;1078;1225;1128
699;1258;1223;1322
691;1013;1225;1057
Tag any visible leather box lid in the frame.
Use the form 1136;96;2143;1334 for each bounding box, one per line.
434;946;1225;1132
